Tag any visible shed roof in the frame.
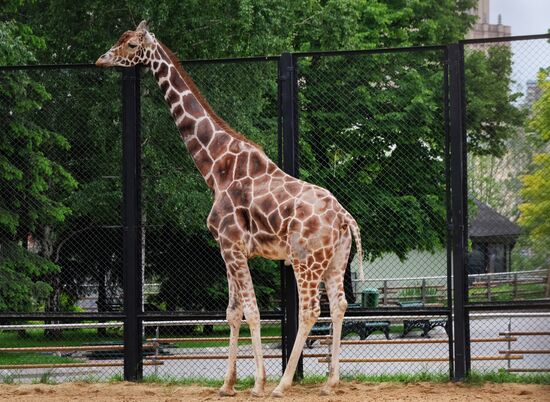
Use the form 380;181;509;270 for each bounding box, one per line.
469;199;521;241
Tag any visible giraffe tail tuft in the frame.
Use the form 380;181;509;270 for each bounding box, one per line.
346;215;364;283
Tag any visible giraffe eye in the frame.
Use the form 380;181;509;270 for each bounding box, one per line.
128;42;138;49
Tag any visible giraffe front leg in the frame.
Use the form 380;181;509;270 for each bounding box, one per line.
223;254;266;397
219;278;242;397
239;270;266;397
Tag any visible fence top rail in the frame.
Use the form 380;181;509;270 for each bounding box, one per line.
181;55;280;65
460;33;550;45
293;44;446;58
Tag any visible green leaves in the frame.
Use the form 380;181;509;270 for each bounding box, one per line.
465;46;527;157
0;21;75;312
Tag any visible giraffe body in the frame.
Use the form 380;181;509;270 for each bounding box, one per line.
97;21;364;397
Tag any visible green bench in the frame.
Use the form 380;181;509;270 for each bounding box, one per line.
306;319;391;348
398;301;449;338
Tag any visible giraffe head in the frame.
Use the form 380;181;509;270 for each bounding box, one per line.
96;20;157;68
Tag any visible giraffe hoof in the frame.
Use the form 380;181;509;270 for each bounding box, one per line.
271;388;284;398
219;387;236;397
251;388;264;397
320;386;334;396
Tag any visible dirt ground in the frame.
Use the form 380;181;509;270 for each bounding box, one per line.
1;381;549;402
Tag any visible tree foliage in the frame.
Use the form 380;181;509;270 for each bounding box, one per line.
0;21;76;312
518;68;550;265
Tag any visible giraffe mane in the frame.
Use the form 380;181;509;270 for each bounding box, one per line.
158;41;263;150
115;31;133;46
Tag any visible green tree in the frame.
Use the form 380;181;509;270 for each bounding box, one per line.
0;21;76;312
518;68;550;268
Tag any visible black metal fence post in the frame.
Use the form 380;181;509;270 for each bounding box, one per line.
443;47;455;380
448;44;468;381
122;66;143;381
278;52;302;379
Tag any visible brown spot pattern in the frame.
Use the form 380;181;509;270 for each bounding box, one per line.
214;154;236;189
183;94;204;118
170;66;187;91
178;116;196;139
155;62;168;79
196;119;213;146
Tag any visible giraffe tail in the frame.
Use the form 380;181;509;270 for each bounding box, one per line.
346;215;364;283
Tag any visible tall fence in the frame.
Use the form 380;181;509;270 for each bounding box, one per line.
1;34;549;383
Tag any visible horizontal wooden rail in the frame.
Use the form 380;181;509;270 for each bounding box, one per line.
0;361;163;370
146;336;282;343
146;335;327;343
499;349;550;355
507;368;550;373
318;355;524;363
323;337;517;345
145;353;326;361
499;331;550;336
0;344;156;353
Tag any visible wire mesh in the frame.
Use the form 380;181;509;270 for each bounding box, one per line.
465;38;550;301
0;66;123;381
296;49;451;377
463;36;550;375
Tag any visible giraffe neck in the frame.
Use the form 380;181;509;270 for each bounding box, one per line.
148;41;253;191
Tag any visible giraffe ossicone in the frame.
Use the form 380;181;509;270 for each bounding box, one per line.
97;20;365;397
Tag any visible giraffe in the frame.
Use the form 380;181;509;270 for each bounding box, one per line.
96;21;365;397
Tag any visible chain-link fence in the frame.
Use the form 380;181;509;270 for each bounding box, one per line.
295;47;453;377
0;65;125;381
1;34;549;384
464;36;550;376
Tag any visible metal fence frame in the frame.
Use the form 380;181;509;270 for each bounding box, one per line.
1;33;549;383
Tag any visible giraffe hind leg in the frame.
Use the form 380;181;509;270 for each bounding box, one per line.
321;231;352;395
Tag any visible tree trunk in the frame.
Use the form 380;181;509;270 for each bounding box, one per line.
42;226;63;340
96;262;108;337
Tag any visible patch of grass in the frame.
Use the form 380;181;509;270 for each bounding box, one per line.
140;374;256;390
468;283;546;302
109;374;124;383
344;371;450;383
1;374;15;384
0;327;120;365
398;286;440;304
31;371;56;385
0;328;121;348
0;352;79;366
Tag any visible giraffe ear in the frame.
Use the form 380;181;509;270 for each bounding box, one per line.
136;20;149;32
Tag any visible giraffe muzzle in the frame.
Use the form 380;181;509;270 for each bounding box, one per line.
95;52;114;67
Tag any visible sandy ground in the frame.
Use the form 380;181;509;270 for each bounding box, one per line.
0;381;549;402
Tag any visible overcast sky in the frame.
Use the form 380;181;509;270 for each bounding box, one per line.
489;0;549;95
491;0;549;36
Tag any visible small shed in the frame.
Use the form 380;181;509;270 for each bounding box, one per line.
468;199;521;273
